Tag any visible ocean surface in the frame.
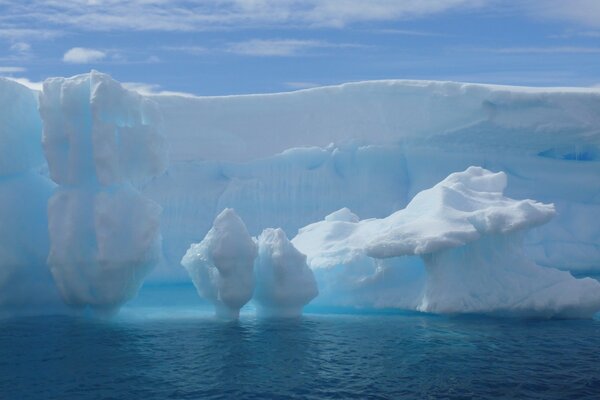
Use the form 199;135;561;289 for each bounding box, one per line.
1;284;599;400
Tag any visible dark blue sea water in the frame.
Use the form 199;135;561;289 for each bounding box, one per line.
1;284;599;400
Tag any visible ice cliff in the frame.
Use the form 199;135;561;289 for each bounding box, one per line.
0;72;599;318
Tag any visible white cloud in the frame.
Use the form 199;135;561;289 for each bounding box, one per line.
228;39;328;56
0;66;26;73
486;46;600;54
523;0;600;27
10;42;31;53
161;46;207;55
63;47;106;63
0;0;487;32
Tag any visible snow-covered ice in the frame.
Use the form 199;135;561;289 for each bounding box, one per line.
0;72;599;318
293;167;600;317
181;209;258;319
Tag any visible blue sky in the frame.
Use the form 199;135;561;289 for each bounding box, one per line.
1;0;600;95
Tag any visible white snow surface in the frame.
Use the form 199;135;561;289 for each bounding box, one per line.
254;228;318;317
293;167;600;317
181;209;258;319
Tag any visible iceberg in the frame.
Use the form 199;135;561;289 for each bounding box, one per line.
39;71;167;316
254;228;318;317
0;72;599;318
181;209;258;319
293;167;600;318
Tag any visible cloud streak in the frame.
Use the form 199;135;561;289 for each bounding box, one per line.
0;0;486;32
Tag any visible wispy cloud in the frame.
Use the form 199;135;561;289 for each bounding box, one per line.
522;0;600;27
0;0;487;32
0;28;62;40
228;39;327;56
63;47;106;63
0;66;26;73
373;28;448;37
228;39;363;56
161;46;208;55
486;46;600;54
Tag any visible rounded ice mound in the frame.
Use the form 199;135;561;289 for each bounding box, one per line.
181;209;258;319
254;228;318;317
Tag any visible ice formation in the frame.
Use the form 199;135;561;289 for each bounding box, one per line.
0;72;599;318
39;71;166;315
181;209;258;319
0;78;64;316
292;167;600;317
147;81;600;281
254;228;318;317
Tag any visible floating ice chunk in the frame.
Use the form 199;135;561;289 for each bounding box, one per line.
253;228;318;317
181;209;258;319
293;167;600;318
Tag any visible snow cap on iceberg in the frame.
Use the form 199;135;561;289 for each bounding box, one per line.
254;228;318;317
366;166;556;258
181;208;258;319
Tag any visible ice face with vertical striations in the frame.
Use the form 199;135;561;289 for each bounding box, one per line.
292;167;600;318
181;209;258;319
253;228;318;317
0;78;63;316
39;71;167;316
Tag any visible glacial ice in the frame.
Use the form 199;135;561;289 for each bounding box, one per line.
0;78;66;316
181;209;258;319
254;228;318;317
39;72;166;315
293;167;600;317
0;72;599;318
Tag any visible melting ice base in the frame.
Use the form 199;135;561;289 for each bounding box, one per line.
0;72;599;318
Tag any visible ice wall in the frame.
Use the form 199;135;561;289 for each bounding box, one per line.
293;167;600;318
0;78;64;316
39;72;167;315
146;81;600;280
